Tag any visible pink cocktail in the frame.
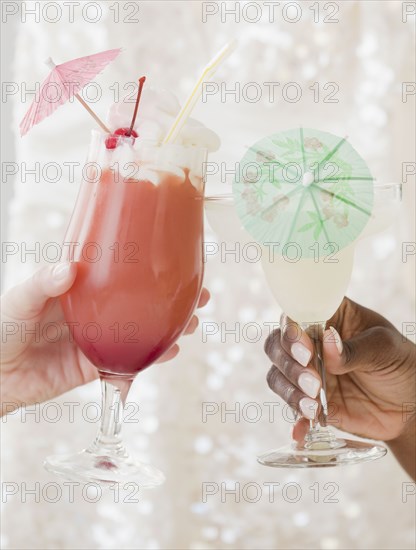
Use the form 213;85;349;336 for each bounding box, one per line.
62;166;204;375
45;132;207;485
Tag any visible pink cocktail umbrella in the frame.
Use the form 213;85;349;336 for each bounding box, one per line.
20;48;121;136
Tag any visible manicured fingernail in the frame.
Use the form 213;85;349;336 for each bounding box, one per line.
329;326;343;355
282;320;301;342
298;373;320;399
291;342;311;367
300;397;318;420
53;262;71;280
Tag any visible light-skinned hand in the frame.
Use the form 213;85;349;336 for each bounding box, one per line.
1;263;210;414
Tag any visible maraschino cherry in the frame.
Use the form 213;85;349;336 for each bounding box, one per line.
105;76;146;150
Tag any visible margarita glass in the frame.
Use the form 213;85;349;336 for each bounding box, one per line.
205;183;402;467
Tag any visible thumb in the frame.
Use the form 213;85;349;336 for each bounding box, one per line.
323;325;394;375
1;262;77;321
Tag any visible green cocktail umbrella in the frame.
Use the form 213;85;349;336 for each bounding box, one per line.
233;128;374;259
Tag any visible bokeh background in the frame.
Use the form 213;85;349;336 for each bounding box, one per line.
1;1;415;549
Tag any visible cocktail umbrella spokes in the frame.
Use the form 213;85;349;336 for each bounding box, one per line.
20;48;121;136
234;128;374;259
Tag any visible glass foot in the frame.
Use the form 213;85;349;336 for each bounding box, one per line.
257;437;387;468
44;449;165;487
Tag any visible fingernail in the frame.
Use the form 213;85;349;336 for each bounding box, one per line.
329;326;343;355
282;320;301;342
298;373;320;399
291;342;311;367
300;397;318;420
53;262;71;280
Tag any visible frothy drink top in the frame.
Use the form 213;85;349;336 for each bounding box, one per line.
107;87;220;152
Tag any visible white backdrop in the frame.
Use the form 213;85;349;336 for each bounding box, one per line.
2;1;415;549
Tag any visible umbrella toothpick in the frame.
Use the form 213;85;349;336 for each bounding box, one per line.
74;93;110;133
43;55;111;134
45;57;110;133
20;50;120;137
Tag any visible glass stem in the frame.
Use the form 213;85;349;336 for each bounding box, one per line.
301;322;336;447
88;375;134;457
303;322;328;427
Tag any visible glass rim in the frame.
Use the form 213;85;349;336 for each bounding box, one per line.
90;129;208;154
205;183;403;203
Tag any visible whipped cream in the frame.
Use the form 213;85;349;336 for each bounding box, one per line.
107;87;220;152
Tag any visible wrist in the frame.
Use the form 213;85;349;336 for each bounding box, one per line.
1;399;21;417
0;384;22;417
387;416;416;480
389;414;416;444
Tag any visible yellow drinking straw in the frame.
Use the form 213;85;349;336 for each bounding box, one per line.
163;40;237;144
